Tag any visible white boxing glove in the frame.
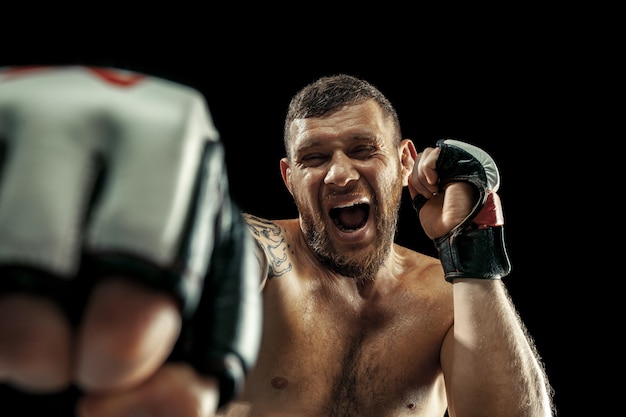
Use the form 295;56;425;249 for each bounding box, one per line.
0;66;261;406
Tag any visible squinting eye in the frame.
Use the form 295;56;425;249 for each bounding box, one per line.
352;146;375;158
300;154;326;166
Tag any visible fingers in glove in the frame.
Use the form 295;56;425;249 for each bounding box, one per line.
77;363;219;417
0;293;72;392
419;182;474;240
75;277;181;392
411;147;441;197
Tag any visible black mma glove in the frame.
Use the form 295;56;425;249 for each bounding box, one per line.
0;65;262;406
412;138;511;282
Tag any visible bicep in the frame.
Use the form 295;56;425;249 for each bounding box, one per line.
439;324;457;416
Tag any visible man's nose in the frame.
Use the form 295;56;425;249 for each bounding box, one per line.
324;153;359;187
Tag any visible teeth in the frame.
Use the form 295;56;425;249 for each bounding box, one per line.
333;202;360;209
329;203;369;232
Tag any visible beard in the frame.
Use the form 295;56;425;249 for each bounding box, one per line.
295;184;401;283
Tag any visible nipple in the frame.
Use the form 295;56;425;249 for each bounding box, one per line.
271;376;288;389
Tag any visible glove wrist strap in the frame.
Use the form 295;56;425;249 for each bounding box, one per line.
435;225;511;283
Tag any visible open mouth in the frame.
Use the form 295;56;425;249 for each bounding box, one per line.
329;203;370;232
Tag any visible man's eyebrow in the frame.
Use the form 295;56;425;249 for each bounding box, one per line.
293;139;323;154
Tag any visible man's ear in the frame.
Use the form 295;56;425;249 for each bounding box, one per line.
399;139;417;187
280;157;294;195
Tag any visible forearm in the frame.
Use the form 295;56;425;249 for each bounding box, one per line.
443;279;554;417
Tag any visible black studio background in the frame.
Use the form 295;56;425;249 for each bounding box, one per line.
0;23;583;415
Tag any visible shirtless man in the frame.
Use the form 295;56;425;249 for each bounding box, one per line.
0;68;554;416
220;74;554;416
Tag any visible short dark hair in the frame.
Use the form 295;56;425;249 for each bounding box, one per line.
284;74;402;159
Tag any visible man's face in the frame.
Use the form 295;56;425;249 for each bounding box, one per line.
280;100;407;281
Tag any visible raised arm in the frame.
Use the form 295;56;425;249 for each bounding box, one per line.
409;139;554;417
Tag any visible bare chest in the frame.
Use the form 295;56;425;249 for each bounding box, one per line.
242;278;451;416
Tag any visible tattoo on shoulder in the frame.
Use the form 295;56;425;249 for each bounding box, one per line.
243;214;292;277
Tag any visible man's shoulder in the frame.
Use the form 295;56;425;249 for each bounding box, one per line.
242;214;298;235
241;214;302;278
393;243;445;283
394;242;440;263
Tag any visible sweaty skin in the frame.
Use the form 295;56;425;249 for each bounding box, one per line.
0;70;552;416
230;217;451;417
217;100;552;417
218;102;453;417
